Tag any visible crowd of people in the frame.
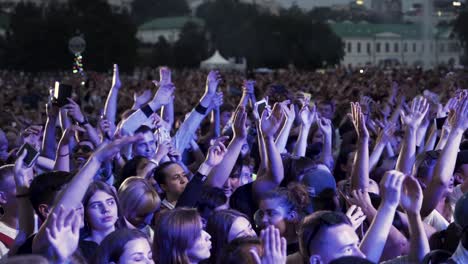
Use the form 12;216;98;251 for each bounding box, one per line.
0;64;466;264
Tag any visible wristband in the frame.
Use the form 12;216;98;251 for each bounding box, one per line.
141;104;154;118
58;152;69;157
195;103;208;115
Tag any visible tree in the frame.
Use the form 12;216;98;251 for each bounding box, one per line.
151;36;173;67
454;9;468;65
196;0;343;69
131;0;190;25
173;22;208;68
3;0;137;72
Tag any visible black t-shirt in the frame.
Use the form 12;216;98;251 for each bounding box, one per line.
79;240;99;262
230;182;257;222
15;234;35;255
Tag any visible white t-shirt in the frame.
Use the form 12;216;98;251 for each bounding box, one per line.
423;209;450;232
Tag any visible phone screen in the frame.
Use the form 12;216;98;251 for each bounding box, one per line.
53;82;73;107
17;143;39;168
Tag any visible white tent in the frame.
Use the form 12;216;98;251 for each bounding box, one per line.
200;50;233;70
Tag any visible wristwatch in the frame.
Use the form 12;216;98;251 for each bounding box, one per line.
78;116;89;126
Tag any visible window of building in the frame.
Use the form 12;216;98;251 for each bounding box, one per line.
347;42;352;53
413;43;416;52
385;42;390;53
376;43;381;53
357;42;361;53
367;43;371;53
394;43;399;52
421;43;424;52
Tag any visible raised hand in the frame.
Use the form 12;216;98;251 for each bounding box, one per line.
205;137;228;167
317;117;332;138
92;134;144;163
350;102;369;139
21;125;43;149
343;189;373;213
152;82;175;106
206;70;221;95
279;100;295;122
359;95;373;115
400;176;423;215
400;96;429;129
211;91;224;108
298;104;317;127
448;95;468;131
260;103;284;139
111;64;121;89
46;101;59;119
243;80;255;95
250;226;287;264
346;205;367;230
98;118;115;141
14;149;34;192
46;206;81;261
233;106;248;140
64;98;85;124
159;66;171;86
153;140;171;161
380;170;405;209
60;125;85;146
133;89;152;108
375;120;396;144
168;143;182;162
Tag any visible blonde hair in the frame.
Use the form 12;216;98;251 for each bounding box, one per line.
118;177;160;222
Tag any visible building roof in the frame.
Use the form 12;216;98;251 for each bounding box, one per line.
139;16;205;31
329;22;453;39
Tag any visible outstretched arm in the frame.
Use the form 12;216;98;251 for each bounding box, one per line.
360;171;405;263
275;101;295;154
350;102;370;191
396;96;429;175
293;105;317;157
206;107;248;188
400;176;430;263
422;97;467;217
104;64;121;125
254;104;284;195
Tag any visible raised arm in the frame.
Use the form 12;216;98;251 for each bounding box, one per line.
395;96;429;175
293;105;317;157
359;170;405;263
172;71;220;153
206;107;247;188
120;82;174;135
422;97;467;217
42;102;59;159
254;104;284;194
275;101;295;154
63;98;101;147
350;102;370;191
159;67;174;130
369;121;395;171
104;64;121;125
13;150;35;239
317;117;333;170
400;176;430;263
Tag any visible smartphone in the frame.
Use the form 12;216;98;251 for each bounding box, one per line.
53;82;73;107
17;143;39;168
254;98;269;116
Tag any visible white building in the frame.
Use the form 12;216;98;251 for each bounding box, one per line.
137;16;204;44
329;21;462;67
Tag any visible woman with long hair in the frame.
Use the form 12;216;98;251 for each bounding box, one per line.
154;208;211;264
